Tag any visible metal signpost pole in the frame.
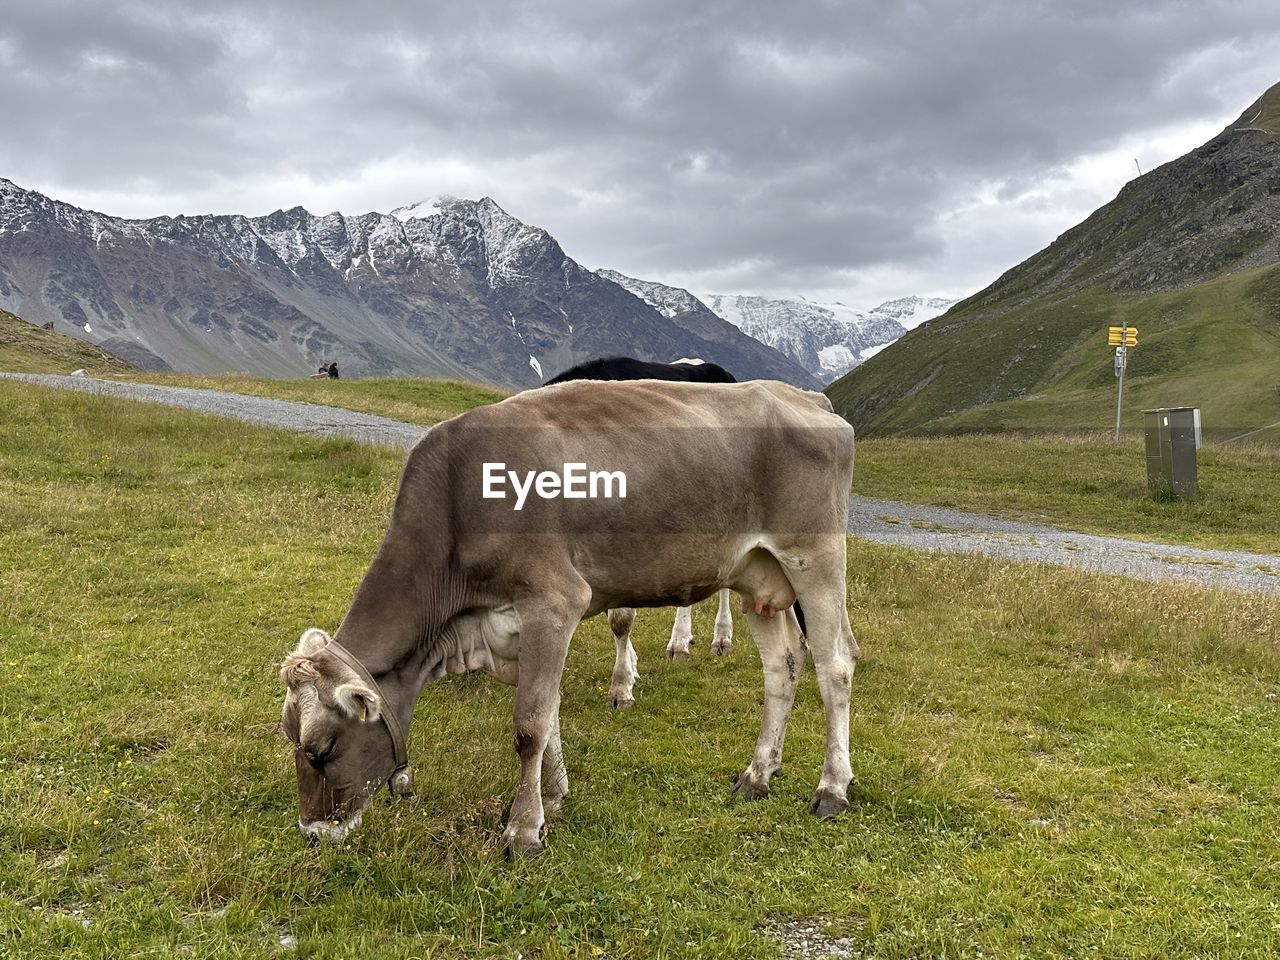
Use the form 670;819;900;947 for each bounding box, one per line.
1114;322;1127;442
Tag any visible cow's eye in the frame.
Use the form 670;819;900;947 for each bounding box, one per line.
304;737;336;769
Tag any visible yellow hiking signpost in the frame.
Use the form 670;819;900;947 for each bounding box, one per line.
1109;323;1138;440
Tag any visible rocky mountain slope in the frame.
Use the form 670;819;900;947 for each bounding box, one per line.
826;80;1280;436
598;268;952;384
591;269;824;383
0;185;815;388
701;293;954;384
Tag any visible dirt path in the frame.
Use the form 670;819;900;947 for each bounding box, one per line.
9;372;1280;596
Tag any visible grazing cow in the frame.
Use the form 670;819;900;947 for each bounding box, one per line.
279;379;858;857
545;355;738;709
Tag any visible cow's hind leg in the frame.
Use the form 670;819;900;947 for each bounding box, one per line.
731;605;804;801
711;587;734;655
788;556;858;819
504;583;589;858
666;605;694;660
607;607;639;709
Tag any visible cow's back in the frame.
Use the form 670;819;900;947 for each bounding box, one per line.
403;380;852;610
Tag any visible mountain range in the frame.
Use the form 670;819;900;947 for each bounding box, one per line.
596;270;952;384
699;293;954;384
827;80;1280;438
0;184;818;388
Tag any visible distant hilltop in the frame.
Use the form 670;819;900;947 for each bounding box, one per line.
825;80;1280;437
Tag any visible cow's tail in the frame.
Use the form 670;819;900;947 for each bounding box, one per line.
792;600;807;639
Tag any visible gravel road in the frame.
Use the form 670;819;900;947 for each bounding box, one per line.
8;372;1280;596
2;372;426;449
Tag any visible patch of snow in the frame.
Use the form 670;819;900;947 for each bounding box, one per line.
816;344;855;371
83;322;92;333
672;357;705;365
391;196;454;222
528;355;543;379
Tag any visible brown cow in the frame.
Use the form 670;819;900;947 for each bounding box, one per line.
279;378;858;857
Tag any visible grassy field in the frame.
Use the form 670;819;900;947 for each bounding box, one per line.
2;383;1280;958
4;312;1272;556
121;374;1280;556
855;433;1280;555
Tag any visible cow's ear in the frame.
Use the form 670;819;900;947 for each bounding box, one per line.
296;628;331;656
333;683;381;723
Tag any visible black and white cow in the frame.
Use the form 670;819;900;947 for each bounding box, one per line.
544;356;738;708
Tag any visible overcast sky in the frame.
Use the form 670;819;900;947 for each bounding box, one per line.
1;1;1277;306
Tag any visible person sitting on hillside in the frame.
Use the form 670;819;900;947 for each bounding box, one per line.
309;363;330;380
327;360;339;379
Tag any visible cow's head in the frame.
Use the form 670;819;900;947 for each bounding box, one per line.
278;628;402;841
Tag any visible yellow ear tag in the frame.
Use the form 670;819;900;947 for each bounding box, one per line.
359;703;368;722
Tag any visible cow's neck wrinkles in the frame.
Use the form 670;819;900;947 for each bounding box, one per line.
334;450;470;697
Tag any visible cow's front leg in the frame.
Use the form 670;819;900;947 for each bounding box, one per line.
732;606;804;801
541;707;569;816
607;607;639;708
711;588;734;655
503;591;584;858
666;605;694;660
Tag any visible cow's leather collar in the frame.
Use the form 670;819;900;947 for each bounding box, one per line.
325;639;414;796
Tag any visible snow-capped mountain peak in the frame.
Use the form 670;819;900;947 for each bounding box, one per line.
591;267;955;383
697;292;956;383
596;269;704;319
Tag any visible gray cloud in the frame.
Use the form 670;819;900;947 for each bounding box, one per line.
1;0;1278;303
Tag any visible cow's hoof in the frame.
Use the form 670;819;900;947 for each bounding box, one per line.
502;825;547;860
730;772;770;802
809;788;849;820
666;645;690;661
609;692;635;710
712;637;732;656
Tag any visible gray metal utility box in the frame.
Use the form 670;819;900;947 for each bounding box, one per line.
1143;407;1200;498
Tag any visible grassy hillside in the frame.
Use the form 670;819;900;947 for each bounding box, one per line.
2;383;1279;957
0;309;133;375
830;261;1280;438
828;83;1280;438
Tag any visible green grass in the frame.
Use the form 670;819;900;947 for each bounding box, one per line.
134;371;508;428
856;432;1280;554
3;383;1280;958
0;310;133;376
